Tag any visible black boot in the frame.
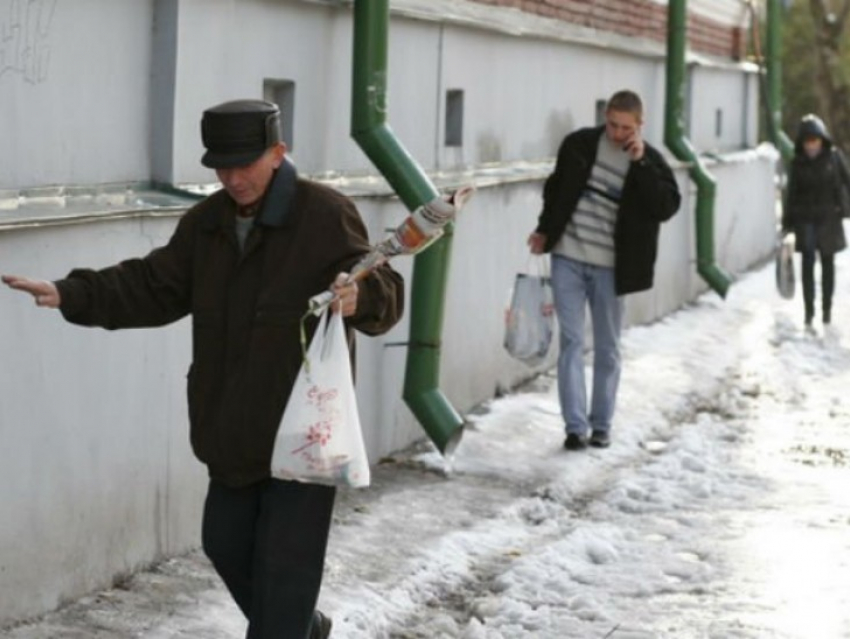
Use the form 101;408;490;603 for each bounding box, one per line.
823;307;831;325
310;611;332;639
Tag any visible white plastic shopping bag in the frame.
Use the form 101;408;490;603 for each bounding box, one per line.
271;308;370;487
503;256;554;367
775;232;795;300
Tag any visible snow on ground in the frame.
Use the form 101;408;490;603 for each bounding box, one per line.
4;247;850;639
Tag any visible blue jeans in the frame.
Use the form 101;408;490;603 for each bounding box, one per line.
550;255;623;436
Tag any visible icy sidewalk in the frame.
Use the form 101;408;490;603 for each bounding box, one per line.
4;250;850;639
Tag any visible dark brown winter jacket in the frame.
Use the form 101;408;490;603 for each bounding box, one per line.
55;163;404;487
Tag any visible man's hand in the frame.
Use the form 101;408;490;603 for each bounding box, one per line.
330;272;358;317
1;275;61;308
623;133;645;162
527;232;547;255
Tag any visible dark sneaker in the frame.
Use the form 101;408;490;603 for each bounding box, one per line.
310;610;332;639
563;433;587;451
589;430;611;448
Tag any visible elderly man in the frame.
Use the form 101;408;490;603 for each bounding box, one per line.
3;99;404;638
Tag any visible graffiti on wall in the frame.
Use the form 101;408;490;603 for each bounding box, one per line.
0;0;57;84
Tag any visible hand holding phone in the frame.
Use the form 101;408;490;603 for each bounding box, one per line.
622;133;645;161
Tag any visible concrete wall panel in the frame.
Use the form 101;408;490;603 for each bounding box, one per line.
0;0;154;189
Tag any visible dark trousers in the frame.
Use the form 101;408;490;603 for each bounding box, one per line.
800;224;836;321
202;478;336;639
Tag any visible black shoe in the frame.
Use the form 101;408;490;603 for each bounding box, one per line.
310;610;332;639
564;433;587;451
589;430;611;448
823;309;831;325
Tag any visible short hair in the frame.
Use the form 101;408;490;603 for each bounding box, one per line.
606;90;643;118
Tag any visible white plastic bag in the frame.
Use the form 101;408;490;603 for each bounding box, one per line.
775;232;795;300
270;308;370;488
503;257;554;367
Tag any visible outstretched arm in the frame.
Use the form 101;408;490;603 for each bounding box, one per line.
4;209;195;329
1;275;61;308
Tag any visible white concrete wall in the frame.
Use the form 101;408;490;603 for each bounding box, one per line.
711;148;781;274
0;217;204;624
0;0;758;189
167;3;753;182
689;65;759;152
435;24;665;169
169;0;358;183
0;0;154;190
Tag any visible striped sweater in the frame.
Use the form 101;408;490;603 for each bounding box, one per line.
553;134;629;267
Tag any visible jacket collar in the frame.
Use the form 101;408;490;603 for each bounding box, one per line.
200;158;299;232
256;158;298;228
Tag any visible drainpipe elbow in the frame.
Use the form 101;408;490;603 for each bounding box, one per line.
697;262;732;299
403;385;465;457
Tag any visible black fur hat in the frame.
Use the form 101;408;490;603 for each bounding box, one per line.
201;100;282;169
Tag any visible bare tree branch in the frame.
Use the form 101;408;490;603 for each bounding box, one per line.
807;0;850;149
837;0;850;33
810;0;850;42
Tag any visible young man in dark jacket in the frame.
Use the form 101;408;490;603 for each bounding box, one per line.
528;90;680;451
2;100;404;639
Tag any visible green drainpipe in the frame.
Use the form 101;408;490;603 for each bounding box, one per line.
351;0;464;455
664;0;732;298
765;0;794;163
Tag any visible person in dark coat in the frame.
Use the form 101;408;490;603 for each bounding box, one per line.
782;114;850;327
528;90;681;451
2;99;404;639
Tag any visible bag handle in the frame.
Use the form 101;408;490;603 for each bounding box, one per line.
298;307;330;374
523;253;550;279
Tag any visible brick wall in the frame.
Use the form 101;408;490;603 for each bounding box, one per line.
469;0;747;60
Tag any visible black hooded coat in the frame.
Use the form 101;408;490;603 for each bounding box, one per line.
782;114;850;255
